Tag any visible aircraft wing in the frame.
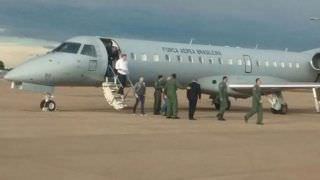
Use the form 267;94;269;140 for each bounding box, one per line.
229;82;320;93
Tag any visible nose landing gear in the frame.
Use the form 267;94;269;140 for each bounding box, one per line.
40;94;56;112
268;92;288;114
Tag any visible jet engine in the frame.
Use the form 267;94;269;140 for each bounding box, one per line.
311;53;320;70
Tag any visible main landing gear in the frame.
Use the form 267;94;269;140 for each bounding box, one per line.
268;92;288;114
40;94;56;112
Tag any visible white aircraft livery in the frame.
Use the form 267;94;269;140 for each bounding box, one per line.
3;36;320;113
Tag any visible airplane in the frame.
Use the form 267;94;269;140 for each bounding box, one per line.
3;36;320;113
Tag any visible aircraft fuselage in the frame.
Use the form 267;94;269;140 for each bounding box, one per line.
4;36;320;99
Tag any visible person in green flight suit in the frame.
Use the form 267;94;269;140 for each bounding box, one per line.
216;76;229;121
153;75;164;115
244;78;264;125
164;73;183;119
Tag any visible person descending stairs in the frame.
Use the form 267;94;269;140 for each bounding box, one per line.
102;77;127;110
102;54;134;110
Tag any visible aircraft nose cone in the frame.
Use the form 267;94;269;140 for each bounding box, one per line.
4;60;40;82
4;69;22;81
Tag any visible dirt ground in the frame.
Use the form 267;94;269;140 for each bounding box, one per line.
0;80;320;180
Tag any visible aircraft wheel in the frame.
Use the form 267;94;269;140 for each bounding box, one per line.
46;100;56;112
40;99;46;109
271;108;278;114
41;100;56;112
271;104;288;115
279;104;288;114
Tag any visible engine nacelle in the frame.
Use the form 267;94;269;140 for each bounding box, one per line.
311;53;320;71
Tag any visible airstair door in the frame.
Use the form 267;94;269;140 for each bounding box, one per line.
243;55;252;73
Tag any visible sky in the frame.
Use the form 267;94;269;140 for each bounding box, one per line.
1;0;320;51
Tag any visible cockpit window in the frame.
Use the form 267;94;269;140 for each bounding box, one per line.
81;44;97;57
53;42;81;54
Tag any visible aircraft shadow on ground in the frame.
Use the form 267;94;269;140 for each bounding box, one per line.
20;106;315;115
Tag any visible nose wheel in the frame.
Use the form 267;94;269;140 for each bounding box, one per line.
40;94;57;112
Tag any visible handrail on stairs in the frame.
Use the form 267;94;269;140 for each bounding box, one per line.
124;77;135;99
107;65;135;100
107;65;123;89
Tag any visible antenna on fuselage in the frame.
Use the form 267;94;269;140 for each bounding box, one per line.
189;38;194;46
255;44;259;49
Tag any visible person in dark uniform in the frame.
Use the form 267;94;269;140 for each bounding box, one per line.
187;79;201;120
244;78;264;125
153;75;164;115
216;76;229;121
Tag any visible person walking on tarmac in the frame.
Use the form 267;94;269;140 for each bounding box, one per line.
187;79;201;120
133;77;146;115
216;76;229;121
164;73;183;119
153;75;164;115
244;78;264;125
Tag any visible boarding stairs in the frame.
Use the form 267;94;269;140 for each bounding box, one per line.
312;88;320;113
102;66;135;110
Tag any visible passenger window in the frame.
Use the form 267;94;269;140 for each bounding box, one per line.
81;44;97;57
177;55;182;63
228;59;233;65
208;58;213;64
153;54;159;62
238;59;242;65
288;62;292;68
218;58;223;64
280;62;285;68
273;62;278;67
141;54;147;61
265;61;269;67
130;53;136;60
165;54;171;62
199;57;203;64
296;63;300;68
188;56;193;63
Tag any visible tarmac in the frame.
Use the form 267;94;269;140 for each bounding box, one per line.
1;80;320;180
